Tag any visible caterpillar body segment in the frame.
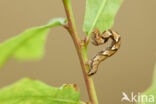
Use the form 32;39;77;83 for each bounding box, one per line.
88;29;121;76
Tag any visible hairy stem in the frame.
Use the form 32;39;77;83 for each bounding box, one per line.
62;0;98;104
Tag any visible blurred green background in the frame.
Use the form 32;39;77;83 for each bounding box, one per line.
0;0;156;104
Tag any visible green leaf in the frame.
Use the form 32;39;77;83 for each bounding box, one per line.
83;0;123;36
137;64;156;104
0;78;85;104
153;64;156;89
0;18;67;68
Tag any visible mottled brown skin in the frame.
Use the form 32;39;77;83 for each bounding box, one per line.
88;29;121;76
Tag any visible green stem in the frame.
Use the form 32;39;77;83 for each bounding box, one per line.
62;0;98;104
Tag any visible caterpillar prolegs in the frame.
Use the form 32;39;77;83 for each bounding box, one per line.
88;29;121;76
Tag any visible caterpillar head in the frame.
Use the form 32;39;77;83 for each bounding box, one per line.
91;29;111;45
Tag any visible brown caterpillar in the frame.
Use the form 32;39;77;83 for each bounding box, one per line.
88;29;121;76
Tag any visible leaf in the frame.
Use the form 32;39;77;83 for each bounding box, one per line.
83;0;123;35
0;78;85;104
153;64;156;89
0;18;67;68
137;64;156;104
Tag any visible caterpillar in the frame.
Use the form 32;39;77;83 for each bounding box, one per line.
88;29;121;76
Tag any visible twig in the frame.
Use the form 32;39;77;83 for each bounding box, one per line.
62;0;99;104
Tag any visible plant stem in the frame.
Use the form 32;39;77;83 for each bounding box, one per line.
62;0;99;104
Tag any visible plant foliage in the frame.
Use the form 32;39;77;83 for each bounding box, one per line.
83;0;123;35
137;64;156;104
0;18;66;68
0;78;85;104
